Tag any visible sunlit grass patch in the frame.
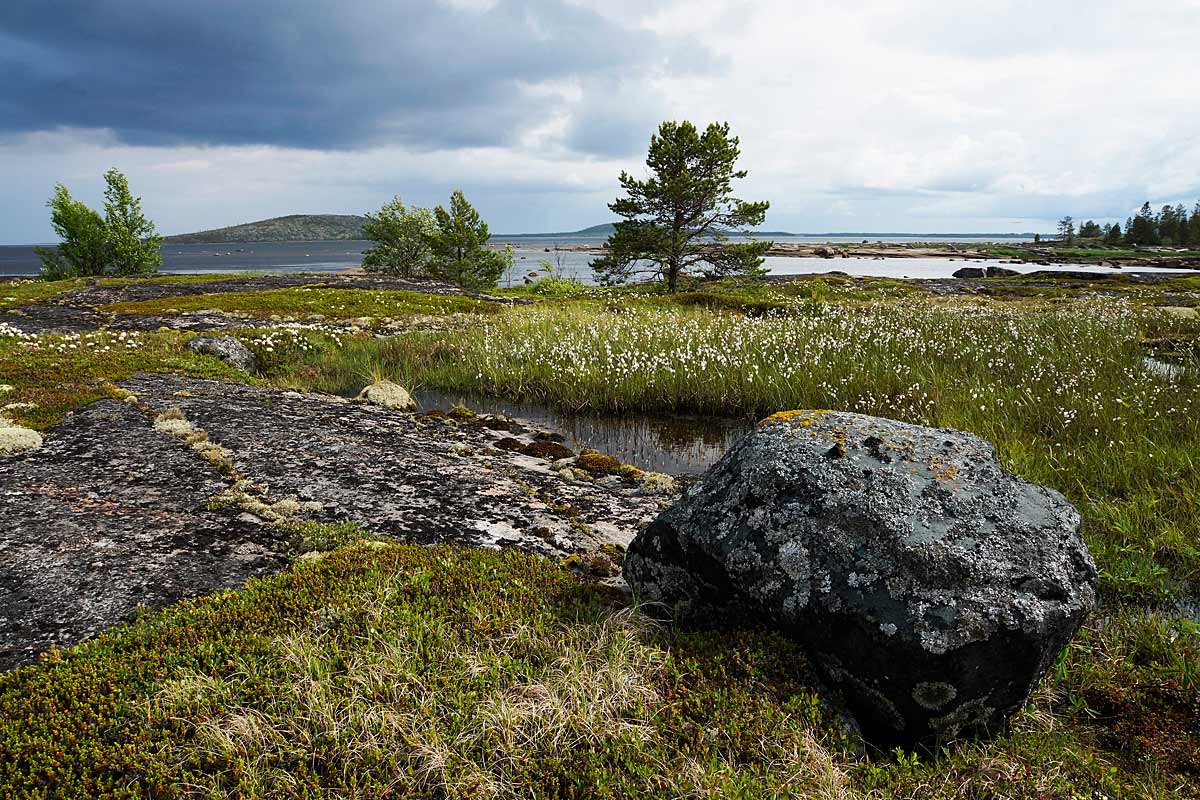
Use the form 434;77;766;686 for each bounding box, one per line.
101;286;504;320
0;329;247;429
0;542;856;799
0;277;81;310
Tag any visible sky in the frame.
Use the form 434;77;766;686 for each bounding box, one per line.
1;0;1199;243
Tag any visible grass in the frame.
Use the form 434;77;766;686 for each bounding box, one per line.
2;542;1194;799
0;328;249;429
0;277;82;310
257;296;1200;597
2;275;1199;796
0;543;859;799
101;286;504;320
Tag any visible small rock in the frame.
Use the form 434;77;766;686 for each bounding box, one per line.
186;336;257;373
355;380;417;411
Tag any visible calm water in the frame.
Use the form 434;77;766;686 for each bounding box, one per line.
0;236;1180;283
2;235;1151;283
415;387;749;476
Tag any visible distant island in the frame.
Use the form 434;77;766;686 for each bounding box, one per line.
162;214;1043;245
163;214;370;244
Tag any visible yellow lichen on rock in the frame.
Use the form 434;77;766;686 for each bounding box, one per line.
758;409;833;427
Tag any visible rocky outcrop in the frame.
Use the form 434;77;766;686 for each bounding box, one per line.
624;410;1097;747
186;335;257;372
0;374;673;671
952;267;986;279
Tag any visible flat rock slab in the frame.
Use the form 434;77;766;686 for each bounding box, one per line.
0;373;668;671
0;399;288;671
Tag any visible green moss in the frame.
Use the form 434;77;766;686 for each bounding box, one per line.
576;452;623;475
101;286;502;320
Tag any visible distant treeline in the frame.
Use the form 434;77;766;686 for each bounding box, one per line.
1058;201;1200;247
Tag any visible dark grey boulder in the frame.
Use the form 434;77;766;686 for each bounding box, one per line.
186;335;257;372
624;410;1096;747
985;266;1021;278
951;267;986;279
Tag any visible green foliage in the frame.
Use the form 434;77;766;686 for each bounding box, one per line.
428;190;511;289
592;121;771;293
34;186;108;279
361;196;436;277
0;543;854;799
35;169;161;279
101;168;162;274
101;285;501;321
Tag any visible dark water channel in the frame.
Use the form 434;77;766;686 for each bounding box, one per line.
413;388;751;476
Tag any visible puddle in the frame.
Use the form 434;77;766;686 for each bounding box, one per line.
413;388;750;475
1144;356;1187;380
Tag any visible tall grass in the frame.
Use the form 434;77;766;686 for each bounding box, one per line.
262;298;1200;600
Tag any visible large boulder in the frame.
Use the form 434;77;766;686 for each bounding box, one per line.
624;410;1096;747
186;335;257;373
951;266;986;279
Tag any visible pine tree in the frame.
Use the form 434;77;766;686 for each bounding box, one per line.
427;190;511;289
1057;216;1075;243
592;121;770;292
1126;203;1158;246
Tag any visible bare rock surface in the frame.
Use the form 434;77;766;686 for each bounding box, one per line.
624;410;1097;747
0;373;670;671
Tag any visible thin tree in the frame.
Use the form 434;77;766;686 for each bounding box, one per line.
1056;216;1075;244
592;121;771;293
101;168;162;275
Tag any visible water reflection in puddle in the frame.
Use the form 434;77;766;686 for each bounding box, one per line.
414;388;750;475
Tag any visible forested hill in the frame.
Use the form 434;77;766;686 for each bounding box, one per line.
164;214;369;243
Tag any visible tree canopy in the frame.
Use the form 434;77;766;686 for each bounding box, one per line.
592;121;771;293
428;190;511;290
361;197;435;277
37;168;162;279
360;190;510;289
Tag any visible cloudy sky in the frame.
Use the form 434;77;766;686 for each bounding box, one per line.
2;0;1198;243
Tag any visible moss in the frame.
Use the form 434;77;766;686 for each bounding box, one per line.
447;404;477;422
522;439;575;460
576;452;623;475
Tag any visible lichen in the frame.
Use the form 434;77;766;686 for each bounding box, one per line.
758;409;833;427
0;425;42;456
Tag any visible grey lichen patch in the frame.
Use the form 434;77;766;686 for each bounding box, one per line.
0;424;43;456
912;681;958;711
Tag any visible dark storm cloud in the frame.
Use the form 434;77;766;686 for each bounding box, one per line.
0;0;707;153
